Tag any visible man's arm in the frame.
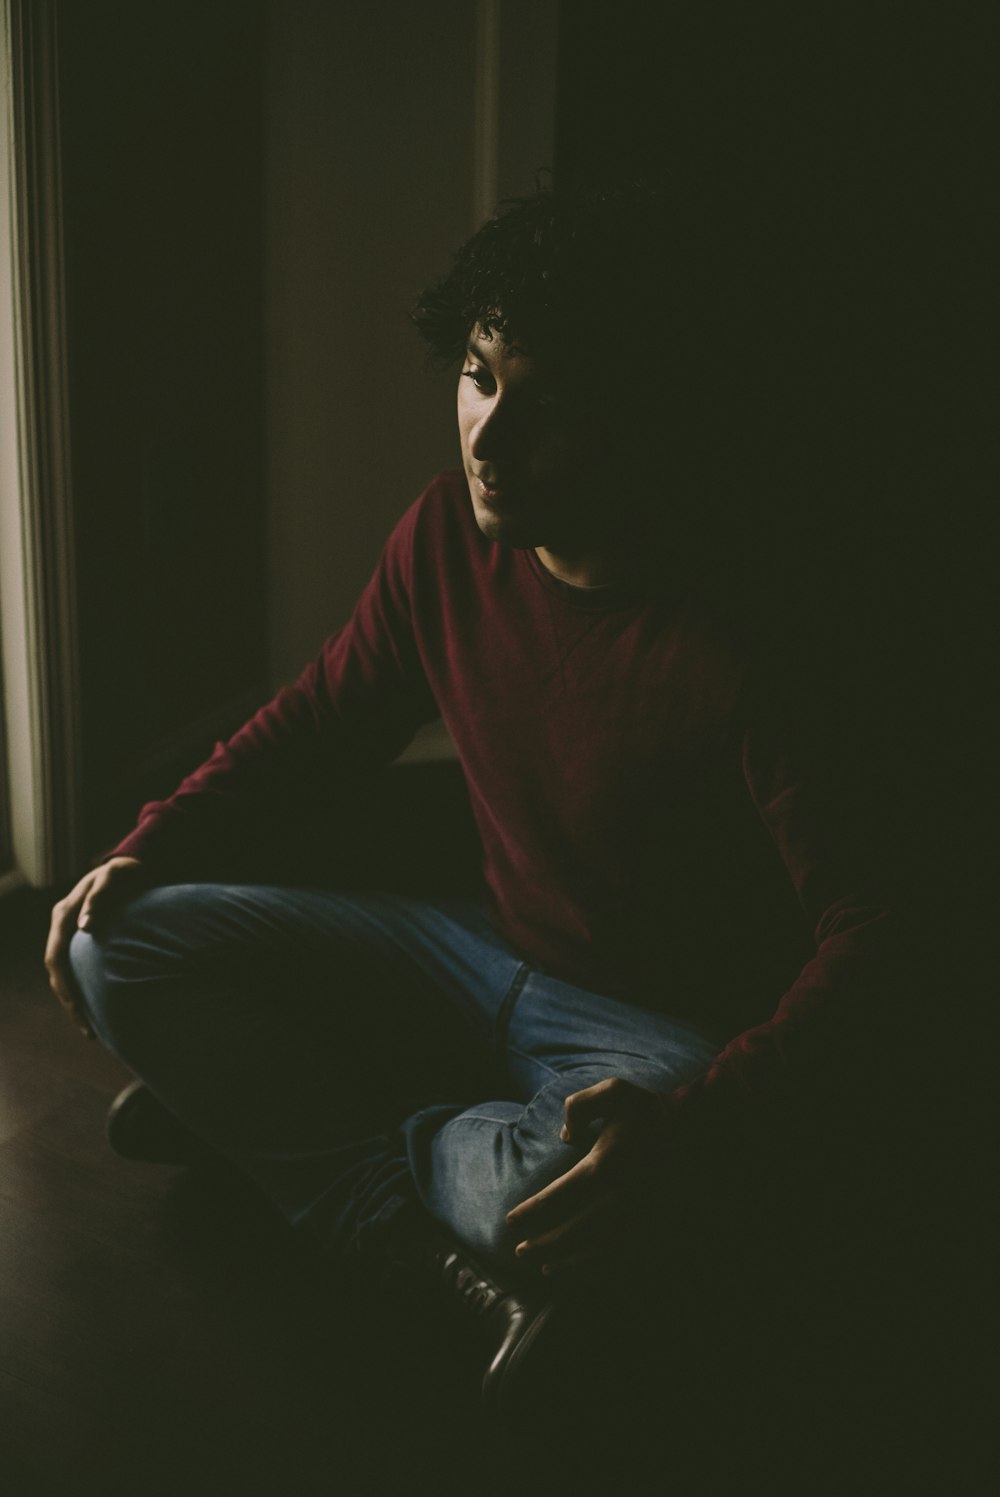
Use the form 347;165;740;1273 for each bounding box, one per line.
46;494;439;1021
508;706;898;1274
109;496;439;881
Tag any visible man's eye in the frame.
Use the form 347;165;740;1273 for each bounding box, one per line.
461;366;494;394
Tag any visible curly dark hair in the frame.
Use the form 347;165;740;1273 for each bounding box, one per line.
412;185;677;384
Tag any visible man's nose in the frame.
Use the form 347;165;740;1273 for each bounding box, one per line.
469;398;517;462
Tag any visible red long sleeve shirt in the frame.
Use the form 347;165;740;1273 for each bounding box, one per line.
113;470;892;1123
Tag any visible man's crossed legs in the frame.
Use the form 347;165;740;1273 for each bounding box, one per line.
69;884;718;1405
70;883;717;1261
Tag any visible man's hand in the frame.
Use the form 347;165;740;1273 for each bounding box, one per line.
506;1076;679;1279
44;856;146;1039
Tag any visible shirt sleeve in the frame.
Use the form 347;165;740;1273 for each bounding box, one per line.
672;699;898;1130
109;496;439;880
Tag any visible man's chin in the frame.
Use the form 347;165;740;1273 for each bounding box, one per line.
470;499;539;550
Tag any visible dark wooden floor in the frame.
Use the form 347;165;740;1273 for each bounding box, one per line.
0;883;987;1496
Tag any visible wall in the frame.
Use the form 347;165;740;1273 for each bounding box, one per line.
263;0;558;693
27;1;558;864
263;1;474;689
57;0;269;856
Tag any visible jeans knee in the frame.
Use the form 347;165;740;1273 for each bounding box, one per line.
428;1099;576;1265
471;1146;576;1264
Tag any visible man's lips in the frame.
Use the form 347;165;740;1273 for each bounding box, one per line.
474;473;507;503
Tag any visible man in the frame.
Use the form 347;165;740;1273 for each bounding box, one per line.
46;187;891;1413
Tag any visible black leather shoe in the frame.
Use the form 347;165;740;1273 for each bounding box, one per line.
434;1240;559;1411
106;1080;219;1168
358;1202;561;1412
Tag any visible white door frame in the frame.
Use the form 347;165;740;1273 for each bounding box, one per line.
1;0;81;890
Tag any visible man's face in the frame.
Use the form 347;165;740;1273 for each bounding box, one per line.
458;325;600;549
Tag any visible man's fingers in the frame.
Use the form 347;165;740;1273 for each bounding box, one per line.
59;857;143;938
45;951;94;1040
562;1076;634;1146
45;871;95;972
507;1153;603;1233
44;900;80;989
44;918;93;1037
44;867;114;1034
77;865;119;931
45;859;142;989
514;1195;613;1263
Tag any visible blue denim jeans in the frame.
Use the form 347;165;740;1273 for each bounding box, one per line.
70;885;718;1264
